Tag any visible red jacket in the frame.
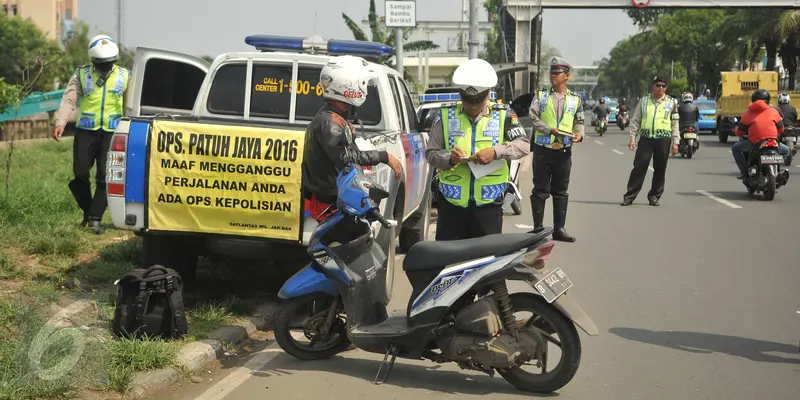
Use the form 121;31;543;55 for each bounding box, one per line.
735;100;785;144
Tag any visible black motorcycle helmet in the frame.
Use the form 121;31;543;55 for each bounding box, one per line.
751;89;771;104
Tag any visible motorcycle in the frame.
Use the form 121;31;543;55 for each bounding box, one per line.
679;125;700;159
502;158;523;215
274;151;598;393
595;116;608;136
617;110;630;130
741;136;790;201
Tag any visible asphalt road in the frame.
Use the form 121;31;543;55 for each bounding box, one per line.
164;127;800;400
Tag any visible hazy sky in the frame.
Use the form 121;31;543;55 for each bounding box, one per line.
77;0;639;66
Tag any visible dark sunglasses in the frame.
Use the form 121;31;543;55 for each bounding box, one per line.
655;83;667;88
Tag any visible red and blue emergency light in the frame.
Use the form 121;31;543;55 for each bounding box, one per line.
244;35;393;58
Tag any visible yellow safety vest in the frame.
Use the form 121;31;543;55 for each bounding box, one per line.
77;65;129;132
439;103;509;208
533;88;582;149
639;95;676;139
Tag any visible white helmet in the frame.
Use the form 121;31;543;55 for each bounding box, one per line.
681;92;694;103
452;58;498;103
319;55;377;108
88;34;120;64
778;93;791;105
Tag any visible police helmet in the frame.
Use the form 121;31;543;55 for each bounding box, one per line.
751;89;771;104
778;93;791;105
452;59;498;103
88;35;120;64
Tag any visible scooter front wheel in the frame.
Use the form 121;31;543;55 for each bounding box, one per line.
274;293;352;360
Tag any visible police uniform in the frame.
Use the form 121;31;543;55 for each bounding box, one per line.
425;102;530;241
54;63;130;231
528;57;584;242
621;75;679;206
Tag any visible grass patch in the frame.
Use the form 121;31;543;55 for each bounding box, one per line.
187;301;236;339
106;336;182;392
0;253;23;279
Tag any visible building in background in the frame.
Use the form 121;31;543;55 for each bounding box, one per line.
1;0;77;45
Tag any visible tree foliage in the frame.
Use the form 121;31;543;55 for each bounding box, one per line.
598;8;800;99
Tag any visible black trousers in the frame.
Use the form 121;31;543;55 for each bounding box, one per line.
70;128;112;221
435;199;503;241
624;137;671;202
532;145;572;201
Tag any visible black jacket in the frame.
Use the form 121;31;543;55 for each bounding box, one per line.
301;103;389;204
778;104;798;129
677;102;700;129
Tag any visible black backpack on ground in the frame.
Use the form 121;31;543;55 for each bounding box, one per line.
112;265;188;340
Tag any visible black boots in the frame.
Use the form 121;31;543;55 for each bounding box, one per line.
530;196;575;242
552;197;575;242
530;196;545;233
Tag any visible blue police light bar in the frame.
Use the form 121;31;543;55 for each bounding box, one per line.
418;91;498;103
244;34;392;58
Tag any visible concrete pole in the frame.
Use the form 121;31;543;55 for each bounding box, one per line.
467;0;480;59
395;28;404;76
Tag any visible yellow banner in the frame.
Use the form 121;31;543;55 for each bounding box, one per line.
147;120;305;241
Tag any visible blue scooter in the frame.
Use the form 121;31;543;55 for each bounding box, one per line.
274;150;598;393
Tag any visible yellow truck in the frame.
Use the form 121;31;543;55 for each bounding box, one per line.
715;71;800;143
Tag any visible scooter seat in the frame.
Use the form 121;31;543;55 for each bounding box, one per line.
403;230;552;272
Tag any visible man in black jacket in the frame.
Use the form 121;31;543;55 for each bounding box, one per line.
301;55;402;221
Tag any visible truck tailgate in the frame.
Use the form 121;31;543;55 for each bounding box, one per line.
145;118;306;242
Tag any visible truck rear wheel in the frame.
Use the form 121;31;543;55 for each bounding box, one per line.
141;235;199;284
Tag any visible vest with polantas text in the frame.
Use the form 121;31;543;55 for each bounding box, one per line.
533;88;582;149
639;95;676;139
77;65;129;132
439;102;509;208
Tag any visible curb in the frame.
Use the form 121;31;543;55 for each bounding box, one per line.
128;302;282;399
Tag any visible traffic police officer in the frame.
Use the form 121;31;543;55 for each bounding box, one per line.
425;58;530;241
53;35;130;234
621;75;679;207
529;56;584;242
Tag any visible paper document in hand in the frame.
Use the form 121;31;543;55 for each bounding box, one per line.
468;160;506;180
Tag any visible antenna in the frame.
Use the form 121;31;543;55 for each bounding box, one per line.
313;13;318;37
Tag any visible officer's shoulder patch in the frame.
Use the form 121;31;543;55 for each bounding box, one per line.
491;103;508;110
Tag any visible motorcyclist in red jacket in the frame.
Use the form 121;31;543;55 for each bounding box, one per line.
732;89;790;179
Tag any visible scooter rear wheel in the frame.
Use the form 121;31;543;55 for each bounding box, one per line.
274;293;352;360
498;293;582;393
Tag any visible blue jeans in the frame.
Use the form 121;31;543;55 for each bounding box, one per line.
731;140;790;175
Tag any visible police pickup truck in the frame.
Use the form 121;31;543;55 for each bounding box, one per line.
106;35;433;280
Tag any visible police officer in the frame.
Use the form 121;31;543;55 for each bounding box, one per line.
301;55;402;221
529;56;584;242
53;35;130;234
425;58;530;241
621;75;679;207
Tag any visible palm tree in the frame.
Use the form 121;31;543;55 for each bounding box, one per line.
342;0;439;74
778;10;800;89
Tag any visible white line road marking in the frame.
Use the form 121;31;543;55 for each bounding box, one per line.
515;224;535;229
794;165;800;168
648;166;655;172
594;140;604;145
696;190;743;209
194;343;283;400
612;149;624;155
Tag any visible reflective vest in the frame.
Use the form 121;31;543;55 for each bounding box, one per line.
533;88;582;149
77;65;129;132
639;95;676;139
439;103;509;208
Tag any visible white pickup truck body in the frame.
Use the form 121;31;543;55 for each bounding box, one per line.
106;40;433;279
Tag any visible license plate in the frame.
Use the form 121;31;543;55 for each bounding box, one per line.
760;154;784;164
533;267;574;303
683;133;697;139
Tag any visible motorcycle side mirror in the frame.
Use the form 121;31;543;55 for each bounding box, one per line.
369;186;390;202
